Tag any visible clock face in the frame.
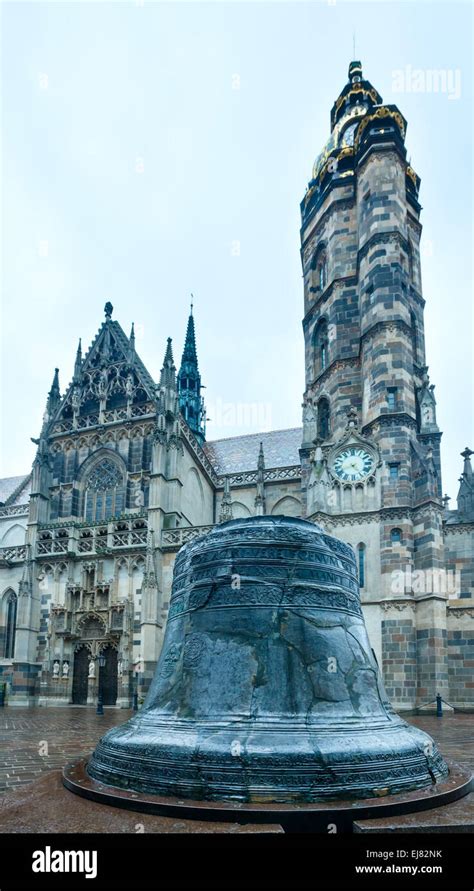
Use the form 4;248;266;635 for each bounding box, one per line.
333;447;374;482
342;123;357;147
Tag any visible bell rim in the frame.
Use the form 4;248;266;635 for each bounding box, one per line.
63;757;472;825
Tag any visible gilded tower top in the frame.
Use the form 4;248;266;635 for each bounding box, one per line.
303;61;415;228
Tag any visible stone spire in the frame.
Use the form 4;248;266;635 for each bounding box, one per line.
457;447;474;521
155;338;180;434
254;442;266;515
219;476;233;523
48;368;61;411
177;301;206;445
73;339;82;382
159;338;177;391
39;368;61;434
128;323;136;365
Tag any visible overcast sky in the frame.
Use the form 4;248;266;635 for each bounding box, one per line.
1;0;472;502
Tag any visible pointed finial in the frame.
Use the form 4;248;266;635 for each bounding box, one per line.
165;336;174;362
104;301;113;320
190;294;194;316
50;368;60;396
127;323;136;364
461;447;473;478
74;339;82;380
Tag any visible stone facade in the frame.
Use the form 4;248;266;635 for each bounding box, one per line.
0;61;472;711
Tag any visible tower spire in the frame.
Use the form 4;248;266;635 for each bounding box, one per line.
177;304;206;444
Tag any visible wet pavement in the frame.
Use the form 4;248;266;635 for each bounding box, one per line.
0;708;472;792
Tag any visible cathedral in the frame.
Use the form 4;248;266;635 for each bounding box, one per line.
0;62;473;712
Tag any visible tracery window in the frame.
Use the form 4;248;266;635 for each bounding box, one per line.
83;459;125;522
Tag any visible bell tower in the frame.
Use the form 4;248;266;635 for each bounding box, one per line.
300;62;447;710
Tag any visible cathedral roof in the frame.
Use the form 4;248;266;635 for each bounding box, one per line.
0;474;32;506
204;428;302;475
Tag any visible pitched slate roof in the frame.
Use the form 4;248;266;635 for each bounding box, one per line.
204;428;302;475
0;474;32;506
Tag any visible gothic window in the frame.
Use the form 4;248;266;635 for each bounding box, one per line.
357;544;366;588
4;591;17;659
391;528;402;545
317;397;330;441
83;458;125;522
313;319;329;374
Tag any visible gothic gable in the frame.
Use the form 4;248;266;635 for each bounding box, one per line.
52;310;156;426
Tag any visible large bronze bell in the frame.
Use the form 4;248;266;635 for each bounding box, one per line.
88;517;448;803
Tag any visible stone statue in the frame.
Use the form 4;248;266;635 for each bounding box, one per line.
62;661;69;678
52;660;60;678
125;374;134;399
98;368;108;398
88;659;95;679
71;387;81;414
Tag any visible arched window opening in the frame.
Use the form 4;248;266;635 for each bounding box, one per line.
391;528;402;545
313;319;329;374
83;458;125;522
4;591;17;659
310;246;328;293
317;397;330;441
319;261;327;290
357;544;366;588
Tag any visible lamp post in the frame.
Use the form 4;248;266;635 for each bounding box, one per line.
133;658;142;711
96;653;106;715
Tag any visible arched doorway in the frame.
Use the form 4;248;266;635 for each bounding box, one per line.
72;646;89;704
99;646;118;706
